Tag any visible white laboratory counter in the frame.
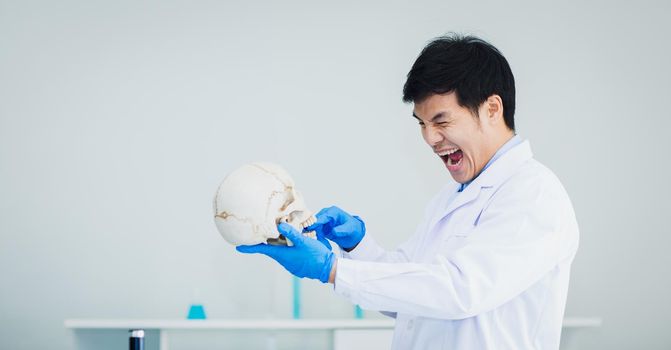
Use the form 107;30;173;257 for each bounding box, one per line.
65;317;602;350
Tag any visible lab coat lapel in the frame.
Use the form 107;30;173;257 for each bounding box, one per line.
475;140;534;188
439;181;483;222
424;183;477;236
426;140;534;233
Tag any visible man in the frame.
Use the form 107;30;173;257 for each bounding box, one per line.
237;34;579;349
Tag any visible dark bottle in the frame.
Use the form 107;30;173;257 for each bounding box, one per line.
129;329;144;350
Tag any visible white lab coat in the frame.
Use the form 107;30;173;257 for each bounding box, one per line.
334;140;579;350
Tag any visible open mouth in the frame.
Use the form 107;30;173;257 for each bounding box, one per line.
438;148;463;168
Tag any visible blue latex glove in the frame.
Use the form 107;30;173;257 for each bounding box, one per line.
306;206;366;251
236;222;335;283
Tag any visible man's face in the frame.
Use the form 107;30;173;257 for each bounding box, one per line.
413;92;506;184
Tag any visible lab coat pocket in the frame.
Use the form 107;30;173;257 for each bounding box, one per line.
451;220;477;238
450;204;486;238
452;226;474;238
440;224;475;255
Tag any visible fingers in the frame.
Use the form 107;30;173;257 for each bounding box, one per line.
316;231;332;250
324;206;347;220
277;222;304;246
306;219;328;232
332;221;357;238
307;206;345;231
315;206;334;218
236;244;285;255
306;207;335;230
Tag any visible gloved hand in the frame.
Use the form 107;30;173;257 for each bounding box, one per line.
236;222;335;283
306;206;366;252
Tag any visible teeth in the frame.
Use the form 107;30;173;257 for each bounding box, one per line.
300;216;318;240
300;216;316;228
437;148;460;156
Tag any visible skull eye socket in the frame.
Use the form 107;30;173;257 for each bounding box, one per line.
279;187;295;211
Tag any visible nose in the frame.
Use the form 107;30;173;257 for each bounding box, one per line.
423;124;443;148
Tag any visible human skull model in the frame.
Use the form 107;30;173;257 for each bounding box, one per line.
213;162;316;246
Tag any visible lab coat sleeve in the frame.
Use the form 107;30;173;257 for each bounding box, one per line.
340;233;412;263
334;172;579;320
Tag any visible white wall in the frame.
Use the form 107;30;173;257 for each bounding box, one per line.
1;0;670;349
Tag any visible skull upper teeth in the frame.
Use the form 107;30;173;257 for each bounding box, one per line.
300;216;316;228
437;148;460;156
299;216;317;240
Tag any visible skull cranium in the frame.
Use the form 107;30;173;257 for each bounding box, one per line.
213;162;316;246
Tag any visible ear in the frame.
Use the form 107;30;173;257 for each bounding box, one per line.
483;94;504;126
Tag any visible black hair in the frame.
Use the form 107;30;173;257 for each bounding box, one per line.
402;33;516;131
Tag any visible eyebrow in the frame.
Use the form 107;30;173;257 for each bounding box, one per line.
412;111;451;122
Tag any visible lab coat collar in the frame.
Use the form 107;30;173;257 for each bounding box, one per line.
472;139;533;188
433;140;534;225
